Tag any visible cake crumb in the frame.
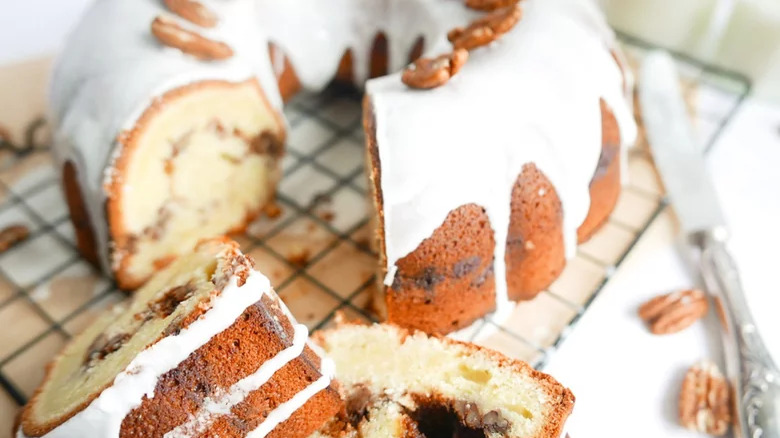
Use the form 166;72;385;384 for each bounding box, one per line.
263;202;282;219
287;247;310;268
320;210;335;222
0;225;30;253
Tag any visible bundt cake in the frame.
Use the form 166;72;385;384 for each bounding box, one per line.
364;0;637;333
51;0;476;290
52;0;635;332
309;322;575;437
15;238;342;438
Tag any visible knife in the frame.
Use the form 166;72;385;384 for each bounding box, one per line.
639;51;780;438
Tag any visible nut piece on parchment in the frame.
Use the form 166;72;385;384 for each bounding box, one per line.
0;225;30;253
465;0;520;12
448;5;523;51
164;0;218;28
638;288;709;335
262;202;282;219
402;49;469;89
151;15;233;61
679;361;732;436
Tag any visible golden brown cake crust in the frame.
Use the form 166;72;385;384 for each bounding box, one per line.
270;43;303;102
62;160;101;267
364;93;623;333
202;345;341;438
505;163;566;301
576;99;622;243
117;297;335;438
389;204;497;334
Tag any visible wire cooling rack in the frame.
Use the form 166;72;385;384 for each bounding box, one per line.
0;36;750;422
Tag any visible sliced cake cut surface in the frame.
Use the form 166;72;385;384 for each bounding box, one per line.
105;79;285;290
312;323;575;438
17;238;341;438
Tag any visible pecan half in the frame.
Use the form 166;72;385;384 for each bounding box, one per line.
638;288;708;335
164;0;218;28
402;49;469;89
448;5;522;51
0;225;30;253
465;0;520;12
151;15;233;60
679;361;731;436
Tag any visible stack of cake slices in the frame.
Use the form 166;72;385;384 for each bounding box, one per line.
15;239;573;438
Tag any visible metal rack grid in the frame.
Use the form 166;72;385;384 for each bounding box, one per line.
0;36;751;418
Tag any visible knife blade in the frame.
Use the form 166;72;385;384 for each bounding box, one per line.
639;50;780;438
638;51;726;237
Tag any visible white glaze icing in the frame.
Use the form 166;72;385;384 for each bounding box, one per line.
163;323;310;438
246;357;336;438
52;0;635;344
50;0;279;274
17;269;274;438
367;0;637;314
51;0;475;275
18;266;332;437
256;0;479;89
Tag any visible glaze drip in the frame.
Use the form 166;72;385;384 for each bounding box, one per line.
368;0;637;315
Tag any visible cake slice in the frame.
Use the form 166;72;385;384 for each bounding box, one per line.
101;78;285;290
311;323;575;438
53;0;289;291
16;238;341;438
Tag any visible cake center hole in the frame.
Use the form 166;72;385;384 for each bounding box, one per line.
411;404;485;438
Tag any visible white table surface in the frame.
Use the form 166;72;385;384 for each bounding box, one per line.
2;3;779;437
547;100;780;436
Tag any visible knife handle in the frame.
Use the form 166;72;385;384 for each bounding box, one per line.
696;230;780;438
